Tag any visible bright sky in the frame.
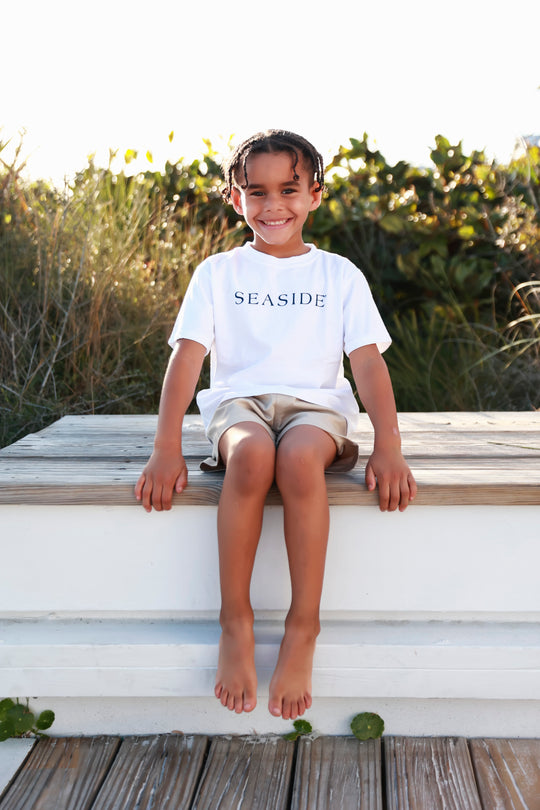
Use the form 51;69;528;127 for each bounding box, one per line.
2;0;539;185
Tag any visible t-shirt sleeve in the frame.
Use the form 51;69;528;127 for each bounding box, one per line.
168;262;214;353
342;264;392;355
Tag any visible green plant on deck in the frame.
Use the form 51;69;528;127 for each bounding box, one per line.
350;712;385;740
0;699;55;741
283;719;313;741
283;712;386;741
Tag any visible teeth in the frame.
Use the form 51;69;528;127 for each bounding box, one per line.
263;219;287;226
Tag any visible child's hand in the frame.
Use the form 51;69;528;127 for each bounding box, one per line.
365;446;417;512
134;448;188;512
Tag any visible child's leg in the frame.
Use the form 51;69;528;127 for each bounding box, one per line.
270;425;337;720
214;422;276;713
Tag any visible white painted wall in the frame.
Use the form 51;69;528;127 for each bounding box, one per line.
2;503;539;616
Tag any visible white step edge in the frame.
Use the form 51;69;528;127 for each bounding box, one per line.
10;696;540;739
2;619;540;700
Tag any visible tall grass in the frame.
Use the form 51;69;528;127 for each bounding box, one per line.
0;150;242;446
385;308;539;412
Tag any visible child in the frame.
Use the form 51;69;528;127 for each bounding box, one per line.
135;129;417;721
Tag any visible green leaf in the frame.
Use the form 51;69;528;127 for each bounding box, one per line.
283;718;312;741
36;710;55;731
293;719;312;735
8;704;35;735
0;699;15;721
457;225;475;240
0;719;15;741
350;712;385;740
379;214;405;235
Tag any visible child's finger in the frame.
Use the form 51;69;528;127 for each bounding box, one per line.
398;478;411;511
387;479;401;511
175;466;188;493
365;462;377;492
134;474;144;501
377;479;390;511
141;478;154;513
408;472;418;501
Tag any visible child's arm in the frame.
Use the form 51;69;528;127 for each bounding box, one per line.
134;338;207;512
349;344;417;512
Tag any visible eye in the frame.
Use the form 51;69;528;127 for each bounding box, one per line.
282;188;296;195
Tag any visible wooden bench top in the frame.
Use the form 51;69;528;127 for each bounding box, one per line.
0;412;539;506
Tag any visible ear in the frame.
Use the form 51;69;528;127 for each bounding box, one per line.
309;184;323;212
230;187;244;216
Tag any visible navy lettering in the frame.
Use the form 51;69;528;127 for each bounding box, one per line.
233;290;327;307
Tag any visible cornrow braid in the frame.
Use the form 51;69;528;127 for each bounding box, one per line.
222;129;325;202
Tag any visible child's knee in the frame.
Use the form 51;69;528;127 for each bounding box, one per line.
275;442;324;493
226;436;275;491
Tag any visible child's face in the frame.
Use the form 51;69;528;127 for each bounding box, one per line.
230;151;322;258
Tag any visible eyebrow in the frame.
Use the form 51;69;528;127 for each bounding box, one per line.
246;179;301;189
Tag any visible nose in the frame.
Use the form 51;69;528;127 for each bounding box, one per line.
264;191;283;210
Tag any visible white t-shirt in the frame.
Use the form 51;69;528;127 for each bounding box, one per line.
169;243;391;432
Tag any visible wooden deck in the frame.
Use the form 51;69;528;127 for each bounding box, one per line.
0;411;539;506
1;734;540;809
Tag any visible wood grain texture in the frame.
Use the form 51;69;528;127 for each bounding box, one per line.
192;735;294;810
0;736;120;810
0;413;538;506
469;738;540;809
91;734;208;810
384;736;482;810
291;736;382;809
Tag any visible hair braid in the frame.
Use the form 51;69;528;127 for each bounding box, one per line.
222;129;325;201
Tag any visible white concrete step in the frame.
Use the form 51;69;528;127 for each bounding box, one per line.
2;504;540;614
3;618;540;700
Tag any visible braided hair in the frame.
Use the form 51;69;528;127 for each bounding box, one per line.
222;129;325;202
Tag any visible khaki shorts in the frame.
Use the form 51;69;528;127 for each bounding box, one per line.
201;394;359;473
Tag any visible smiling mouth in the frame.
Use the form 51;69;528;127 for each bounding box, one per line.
260;218;291;227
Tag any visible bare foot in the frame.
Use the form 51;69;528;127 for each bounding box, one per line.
214;618;257;713
268;619;319;720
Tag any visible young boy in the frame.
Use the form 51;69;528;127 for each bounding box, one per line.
135;130;416;721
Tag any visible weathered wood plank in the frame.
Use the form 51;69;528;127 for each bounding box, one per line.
1;413;539;505
469;738;540;809
291;736;382;809
192;735;294;810
2;410;538;461
384;736;482;810
0;462;538;505
91;734;208;810
3;432;539;461
0;736;120;810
